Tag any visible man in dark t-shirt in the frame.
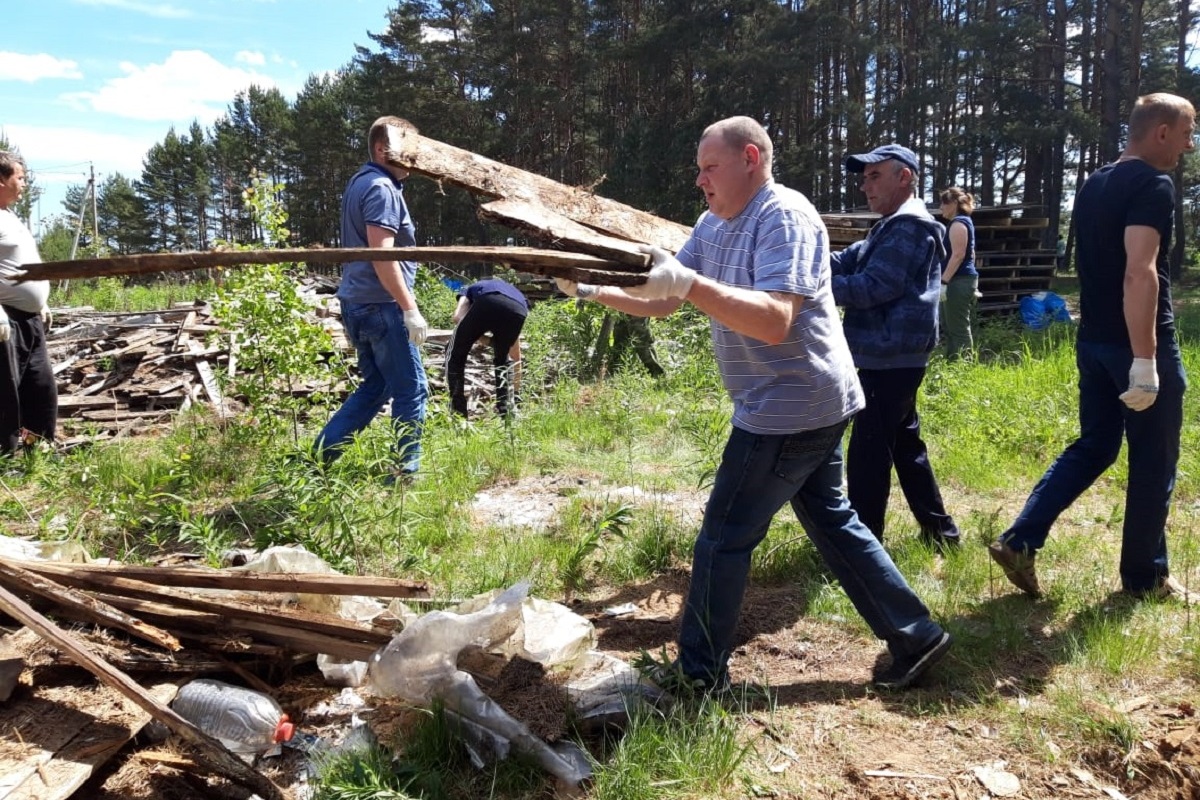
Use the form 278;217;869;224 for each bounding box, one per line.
990;92;1196;601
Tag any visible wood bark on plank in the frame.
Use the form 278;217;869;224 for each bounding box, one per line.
18;246;648;285
92;592;381;662
0;582;286;800
478;199;655;263
0;559;180;652
18;560;429;597
383;128;692;251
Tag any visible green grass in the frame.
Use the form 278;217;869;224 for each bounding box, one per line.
50;275;219;311
12;278;1200;798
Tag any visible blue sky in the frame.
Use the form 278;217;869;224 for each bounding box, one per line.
1;0;397;235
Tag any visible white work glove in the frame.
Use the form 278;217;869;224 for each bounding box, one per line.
1119;357;1159;411
939;284;947;302
0;319;8;344
627;245;695;301
403;307;428;346
39;306;51;329
554;277;596;299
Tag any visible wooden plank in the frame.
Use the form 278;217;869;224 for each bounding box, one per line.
80;409;174;423
18;560;429;598
5;566;392;649
0;559;180;652
383;128;692;251
193;361;222;404
478;199;654;263
2;682;179;800
0;582;286;800
19;246;648;284
55;396;129;410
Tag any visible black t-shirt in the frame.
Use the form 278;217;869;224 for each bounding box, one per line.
1075;159;1175;344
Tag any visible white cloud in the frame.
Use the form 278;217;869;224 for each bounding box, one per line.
6;124;155;184
62;50;279;123
73;0;193;19
0;52;82;82
235;50;266;66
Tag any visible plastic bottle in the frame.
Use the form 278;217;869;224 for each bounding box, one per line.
171;678;295;755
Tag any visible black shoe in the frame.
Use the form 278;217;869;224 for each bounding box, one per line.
872;631;952;691
638;657;729;697
920;528;961;553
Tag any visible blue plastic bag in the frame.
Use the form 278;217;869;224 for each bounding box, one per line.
1019;291;1072;330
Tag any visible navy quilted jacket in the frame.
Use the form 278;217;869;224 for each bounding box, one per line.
830;198;946;369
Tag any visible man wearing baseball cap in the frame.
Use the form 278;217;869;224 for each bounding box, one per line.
830;144;961;551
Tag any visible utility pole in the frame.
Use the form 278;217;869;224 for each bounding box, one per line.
90;163;98;253
68;164;95;260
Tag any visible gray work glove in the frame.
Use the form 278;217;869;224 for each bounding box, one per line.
554;278;596;299
403;307;428;346
626;245;695;301
1119;357;1158;411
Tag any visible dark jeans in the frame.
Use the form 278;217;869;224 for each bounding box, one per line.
315;301;428;472
847;367;959;542
1001;336;1186;592
678;420;944;684
0;307;57;455
445;293;527;417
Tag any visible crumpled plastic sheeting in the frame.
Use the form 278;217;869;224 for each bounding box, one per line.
367;582;602;789
228;544;383;687
0;533;91;563
228;544;386;622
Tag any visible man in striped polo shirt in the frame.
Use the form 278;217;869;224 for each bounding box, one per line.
555;117;950;692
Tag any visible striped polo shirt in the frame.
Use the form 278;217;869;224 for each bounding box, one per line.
676;181;863;434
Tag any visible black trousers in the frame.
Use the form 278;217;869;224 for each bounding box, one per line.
0;307;57;455
846;366;958;542
445;293;527;417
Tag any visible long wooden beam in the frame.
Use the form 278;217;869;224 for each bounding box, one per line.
97;594;382;662
384;128;692;252
479;199;655;263
0;582;286;800
6;563;392;646
16;559;430;598
17;246;649;284
0;558;180;652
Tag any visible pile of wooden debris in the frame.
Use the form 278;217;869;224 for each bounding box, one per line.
0;555;429;799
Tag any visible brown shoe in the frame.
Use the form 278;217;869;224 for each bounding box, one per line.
988;540;1041;597
1131;575;1200;605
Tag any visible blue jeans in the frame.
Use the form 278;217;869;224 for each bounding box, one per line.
315;301;428;472
678;420;945;683
1001;336;1186;592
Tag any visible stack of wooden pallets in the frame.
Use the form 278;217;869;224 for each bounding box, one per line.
824;205;1056;315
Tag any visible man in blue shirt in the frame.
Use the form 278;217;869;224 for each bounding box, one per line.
447;278;528;417
831;144;960;550
556;117;950;692
315;116;429;477
990;93;1197;601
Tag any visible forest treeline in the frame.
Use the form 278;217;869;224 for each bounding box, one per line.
27;0;1200;272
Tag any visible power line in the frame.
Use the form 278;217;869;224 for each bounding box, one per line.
28;160;92;171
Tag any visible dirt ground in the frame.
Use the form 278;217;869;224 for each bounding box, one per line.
17;474;1199;799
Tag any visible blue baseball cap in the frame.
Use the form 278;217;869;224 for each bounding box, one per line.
845;144;920;174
